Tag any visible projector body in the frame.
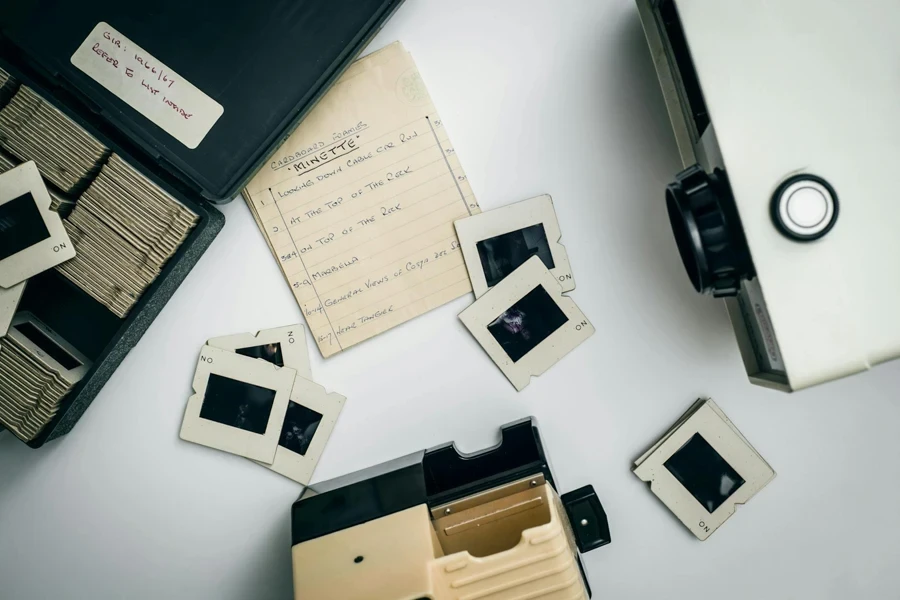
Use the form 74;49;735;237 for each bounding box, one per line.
638;0;900;391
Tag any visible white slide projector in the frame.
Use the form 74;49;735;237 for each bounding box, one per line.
637;0;900;391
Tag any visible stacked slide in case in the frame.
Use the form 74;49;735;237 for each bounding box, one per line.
0;86;110;193
59;154;199;318
0;67;16;105
0;313;91;441
0;150;73;214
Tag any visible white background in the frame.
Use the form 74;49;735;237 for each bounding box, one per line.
2;1;900;598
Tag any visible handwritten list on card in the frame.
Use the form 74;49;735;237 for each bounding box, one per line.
244;42;479;357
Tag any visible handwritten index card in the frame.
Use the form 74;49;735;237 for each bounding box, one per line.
244;42;480;358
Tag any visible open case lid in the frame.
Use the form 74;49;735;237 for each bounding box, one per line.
0;0;406;202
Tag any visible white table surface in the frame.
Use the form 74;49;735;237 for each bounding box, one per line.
3;1;900;598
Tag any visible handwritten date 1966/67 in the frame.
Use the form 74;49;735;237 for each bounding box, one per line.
90;40;189;119
95;31;177;89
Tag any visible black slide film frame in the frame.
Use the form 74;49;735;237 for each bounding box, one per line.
278;401;323;456
236;342;285;368
488;285;569;363
664;433;745;513
0;192;50;261
199;374;277;435
476;223;555;288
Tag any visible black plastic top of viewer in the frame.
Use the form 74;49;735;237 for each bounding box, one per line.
0;0;406;203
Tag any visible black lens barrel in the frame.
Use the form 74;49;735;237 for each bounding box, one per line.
665;165;754;297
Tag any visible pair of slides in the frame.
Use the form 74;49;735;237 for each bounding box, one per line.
179;325;344;485
455;194;592;391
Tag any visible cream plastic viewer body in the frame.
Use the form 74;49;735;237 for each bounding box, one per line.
289;418;611;599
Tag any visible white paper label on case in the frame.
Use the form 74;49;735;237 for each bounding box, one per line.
70;22;223;149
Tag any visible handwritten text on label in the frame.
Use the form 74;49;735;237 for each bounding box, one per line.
71;22;223;148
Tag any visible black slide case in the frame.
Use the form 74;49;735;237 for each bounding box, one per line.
0;0;405;447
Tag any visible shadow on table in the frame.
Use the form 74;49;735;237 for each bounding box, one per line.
592;9;733;344
229;502;295;600
0;428;62;506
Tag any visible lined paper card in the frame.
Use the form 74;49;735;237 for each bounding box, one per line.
244;42;480;358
